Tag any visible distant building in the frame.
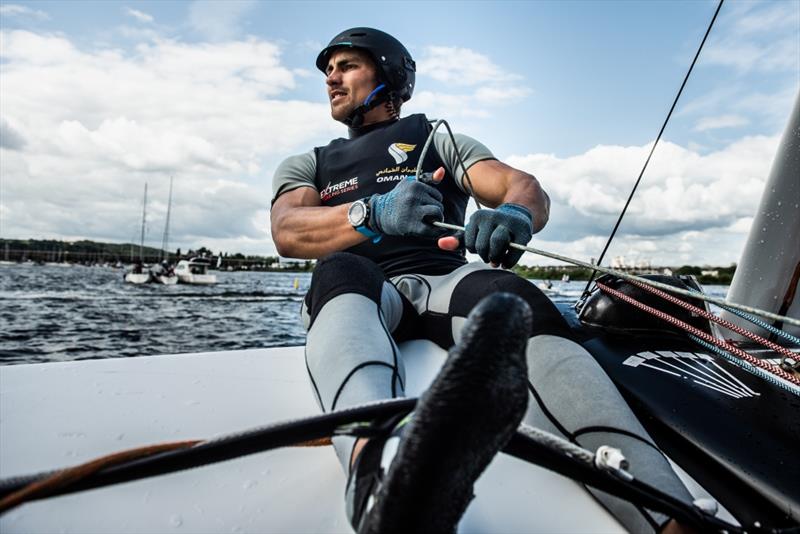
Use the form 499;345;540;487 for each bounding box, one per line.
278;257;304;269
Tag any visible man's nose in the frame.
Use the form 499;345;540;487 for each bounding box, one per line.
326;70;341;86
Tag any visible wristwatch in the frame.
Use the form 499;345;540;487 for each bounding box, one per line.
348;198;382;243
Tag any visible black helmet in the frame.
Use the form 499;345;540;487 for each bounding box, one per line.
316;27;416;103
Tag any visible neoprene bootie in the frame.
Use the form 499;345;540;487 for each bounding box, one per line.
353;292;532;534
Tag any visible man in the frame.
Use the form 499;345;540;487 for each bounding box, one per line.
271;28;693;533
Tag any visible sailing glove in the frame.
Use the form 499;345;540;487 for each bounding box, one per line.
465;203;533;268
368;177;447;238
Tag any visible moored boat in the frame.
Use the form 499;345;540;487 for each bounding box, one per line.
175;258;217;285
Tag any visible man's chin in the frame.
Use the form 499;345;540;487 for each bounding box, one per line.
330;104;353;123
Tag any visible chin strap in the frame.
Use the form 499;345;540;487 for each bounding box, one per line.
344;84;391;129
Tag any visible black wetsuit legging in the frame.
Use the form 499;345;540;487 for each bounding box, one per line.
303;252;693;532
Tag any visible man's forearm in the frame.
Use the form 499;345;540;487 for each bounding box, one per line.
500;171;550;233
271;203;368;259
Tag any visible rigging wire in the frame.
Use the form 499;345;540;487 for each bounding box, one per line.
594;281;800;393
582;0;725;297
432;220;800;329
417;118;482;209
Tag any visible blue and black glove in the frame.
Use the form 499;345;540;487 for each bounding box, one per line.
368;177;447;238
464;203;533;268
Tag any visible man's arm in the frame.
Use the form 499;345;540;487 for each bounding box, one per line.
460;159;550;233
270;187;368;259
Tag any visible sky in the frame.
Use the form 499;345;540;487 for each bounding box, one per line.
1;0;798;267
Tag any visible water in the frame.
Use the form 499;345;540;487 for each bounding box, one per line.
0;263;730;366
0;264;309;365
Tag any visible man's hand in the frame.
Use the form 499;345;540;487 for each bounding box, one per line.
368;168;447;238
455;203;533;268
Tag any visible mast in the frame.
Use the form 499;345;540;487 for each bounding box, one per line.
139;183;148;263
161;176;173;262
721;90;800;338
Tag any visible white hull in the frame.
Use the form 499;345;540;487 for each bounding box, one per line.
154;274;178;285
123;272;151;284
177;273;217;285
0;343;628;533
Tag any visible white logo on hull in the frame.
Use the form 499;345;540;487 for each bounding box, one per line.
623;351;760;398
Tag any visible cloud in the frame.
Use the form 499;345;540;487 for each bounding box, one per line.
188;0;256;42
506;133;780;265
704;2;799;73
693;114;749;132
416;46;522;86
0;29;342;255
124;7;154;24
409;45;531;119
0;4;49;21
0;118;26;150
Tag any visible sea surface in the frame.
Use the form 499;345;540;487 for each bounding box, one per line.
0;263;729;366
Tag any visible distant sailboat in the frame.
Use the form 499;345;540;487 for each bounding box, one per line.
152;176;178;285
123;183;151;284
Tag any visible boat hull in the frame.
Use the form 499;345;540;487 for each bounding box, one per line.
177;274;217;285
123;273;151;284
0;343;626;533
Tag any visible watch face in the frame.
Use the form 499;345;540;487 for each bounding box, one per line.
348;201;367;226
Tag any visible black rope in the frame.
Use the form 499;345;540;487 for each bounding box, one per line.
582;0;725;298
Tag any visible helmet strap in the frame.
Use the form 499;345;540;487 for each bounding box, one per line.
343;84;391;129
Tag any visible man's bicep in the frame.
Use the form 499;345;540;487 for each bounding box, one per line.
271;186;321;218
271;150;317;205
461;159;516;207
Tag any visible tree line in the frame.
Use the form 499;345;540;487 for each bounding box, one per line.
0;239;316;272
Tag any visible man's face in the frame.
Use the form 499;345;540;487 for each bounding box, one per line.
325;49;379;122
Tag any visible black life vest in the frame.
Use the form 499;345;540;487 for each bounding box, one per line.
314;114;468;276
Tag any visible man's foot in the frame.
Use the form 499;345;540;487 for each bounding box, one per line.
353;292;532;534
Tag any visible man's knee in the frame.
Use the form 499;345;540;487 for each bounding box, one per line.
450;270;570;337
305;252;385;327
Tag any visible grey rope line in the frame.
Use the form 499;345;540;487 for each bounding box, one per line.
517;423;594;464
717;304;800;346
688;335;800;395
431;220;800;328
418;118;482;209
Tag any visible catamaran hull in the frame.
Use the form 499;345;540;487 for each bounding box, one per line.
0;343;632;533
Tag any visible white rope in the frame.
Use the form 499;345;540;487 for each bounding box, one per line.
433;221;800;328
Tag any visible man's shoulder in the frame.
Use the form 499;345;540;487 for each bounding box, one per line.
277;149;317;172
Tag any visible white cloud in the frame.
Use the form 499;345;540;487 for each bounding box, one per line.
0;29;342;255
0;118;26;150
507;134;781;265
417;46;521;86
188;0;255;42
124;7;154;24
693;114;749;131
411;45;531;118
0;4;49;21
705;2;799;73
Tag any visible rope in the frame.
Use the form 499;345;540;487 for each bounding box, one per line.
432;220;800;329
687;334;800;395
584;0;725;294
626;278;799;360
718;304;800;347
595;281;800;390
418;118;482;209
0;440;201;514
